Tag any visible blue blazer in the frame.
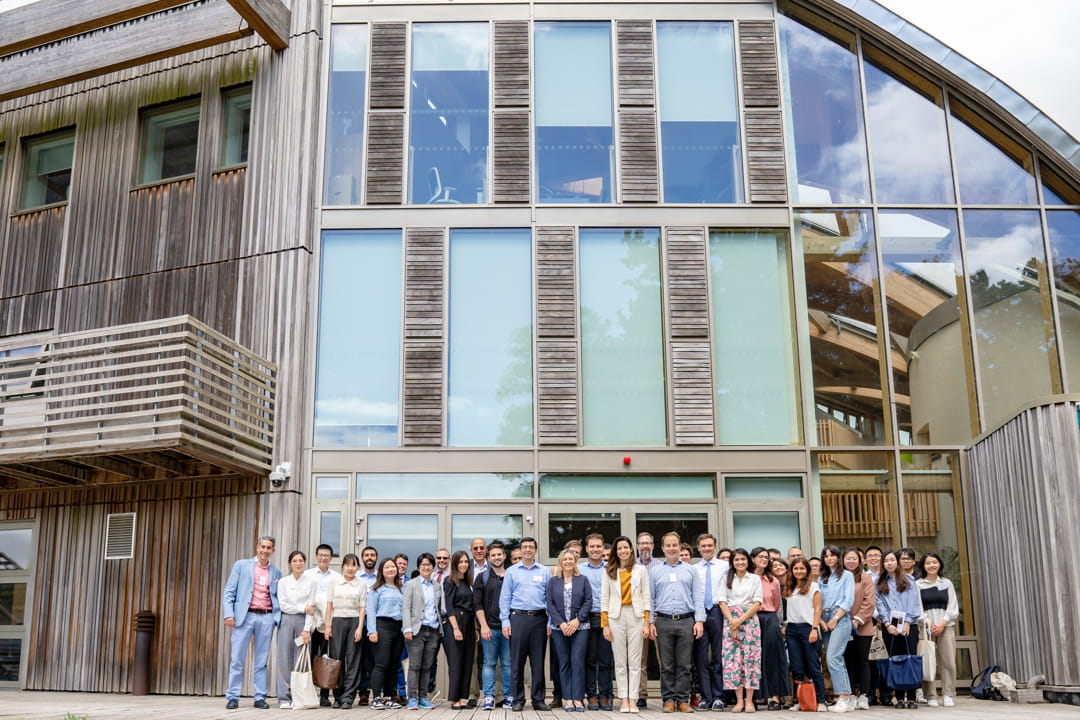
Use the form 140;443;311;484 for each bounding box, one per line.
222;556;282;626
546;574;592;627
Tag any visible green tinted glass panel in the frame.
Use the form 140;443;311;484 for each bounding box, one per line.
1048;210;1080;392
725;477;803;499
451;515;523;554
732;512;800;551
324;24;368;205
316;476;349;499
220;85;252;166
356;473;533;499
540;475;713;499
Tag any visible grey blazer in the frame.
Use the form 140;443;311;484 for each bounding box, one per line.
402;576;443;636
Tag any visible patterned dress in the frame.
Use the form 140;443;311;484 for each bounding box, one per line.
722;605;762;689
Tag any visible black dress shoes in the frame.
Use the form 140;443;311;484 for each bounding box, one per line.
253;699;270;709
534;702;553;711
225;699;238;709
512;702;526;712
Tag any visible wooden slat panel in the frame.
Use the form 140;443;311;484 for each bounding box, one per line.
617;20;654;107
403;228;445;446
121;179;197;276
0;292;55;337
618;109;659;203
536;226;578;445
665;227;714;445
671;341;714;445
493;21;529;108
369;22;407;110
1;207;65;297
364;112;404;205
744;110;788;203
738;20;780;108
492;111;530;203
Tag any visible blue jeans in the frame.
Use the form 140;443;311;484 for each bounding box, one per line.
481;626;512;698
552;627;589;701
821;608;852;696
227;612;275;702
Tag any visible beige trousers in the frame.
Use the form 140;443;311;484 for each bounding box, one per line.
922;625;957;699
609;611;645;699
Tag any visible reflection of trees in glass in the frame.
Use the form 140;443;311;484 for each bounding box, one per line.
495;325;534;446
495;472;533;500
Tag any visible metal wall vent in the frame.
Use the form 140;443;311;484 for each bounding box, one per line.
104;512;136;560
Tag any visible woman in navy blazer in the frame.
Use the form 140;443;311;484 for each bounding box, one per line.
547;549;594;711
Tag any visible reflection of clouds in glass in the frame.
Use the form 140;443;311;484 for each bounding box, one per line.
331;25;369;71
968;224;1042;286
413;22;489;71
951;116;1036;205
0;529;31;569
316;398;398;425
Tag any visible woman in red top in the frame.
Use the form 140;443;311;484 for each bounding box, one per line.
842;548;875;710
751;547;790;711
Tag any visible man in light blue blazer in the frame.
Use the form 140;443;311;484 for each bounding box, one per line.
222;535;282;709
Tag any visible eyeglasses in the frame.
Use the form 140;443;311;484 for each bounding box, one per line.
472;546;486;551
435;556;450;561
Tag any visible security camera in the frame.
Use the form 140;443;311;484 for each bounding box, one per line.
269;462;291;488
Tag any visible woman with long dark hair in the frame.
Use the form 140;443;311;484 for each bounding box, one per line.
818;545;855;712
751;546;789;711
875;551;923;709
842;548;875;710
443;550;476;709
783;558;824;710
601;535;651;713
917;553;958;708
367;557;405;709
718;548;762;713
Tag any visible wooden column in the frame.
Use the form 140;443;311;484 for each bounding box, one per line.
402;227;446;445
738;20;788;203
536;226;578;445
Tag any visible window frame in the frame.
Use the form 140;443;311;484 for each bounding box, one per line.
136;96;202;187
218;83;253;170
17;128;76;212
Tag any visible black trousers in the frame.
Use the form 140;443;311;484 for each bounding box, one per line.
844;634;872;696
357;632;374;697
510;612;548;705
885;631;919;701
756;611;790;700
311;628;331;701
694;607;724;704
370;617;404;698
655;616;694;704
585;615;614;700
330;617;363;704
443;612;476;702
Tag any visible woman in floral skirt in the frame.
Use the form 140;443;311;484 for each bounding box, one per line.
718;548;763;712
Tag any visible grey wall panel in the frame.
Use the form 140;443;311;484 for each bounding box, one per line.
402;227;446;446
492;111;530;203
536;226;578;445
369;22;407;110
493;20;530;108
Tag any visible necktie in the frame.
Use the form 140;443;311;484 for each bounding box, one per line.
705;562;713;610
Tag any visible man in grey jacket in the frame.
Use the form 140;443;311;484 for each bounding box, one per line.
402;551;443;709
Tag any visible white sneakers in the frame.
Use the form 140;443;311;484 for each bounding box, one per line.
943;696;954;707
817;705;828;712
856;695;870;710
827;699;855;713
927;698;939;707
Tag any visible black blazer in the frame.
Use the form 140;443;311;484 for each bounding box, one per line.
546;574;592;627
443;577;475;616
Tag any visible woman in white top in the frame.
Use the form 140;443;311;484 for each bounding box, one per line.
601;535;652;714
783;558;825;710
718;548;763;713
275;551;317;708
325;553;368;709
916;553;960;708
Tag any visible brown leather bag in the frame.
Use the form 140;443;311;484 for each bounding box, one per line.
312;653;341;689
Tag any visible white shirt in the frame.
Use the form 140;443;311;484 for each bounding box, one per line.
695;557;730;608
278;573;317;631
786;581;820;625
718;572;763;608
304;566;342;632
329;577;368;618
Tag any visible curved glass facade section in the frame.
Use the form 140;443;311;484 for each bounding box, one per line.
779;11;870;204
409;23;490;205
950;103;1038;206
863;48;954;204
963;210;1055;428
448;229;533;446
1047;210;1080;392
323;24;368;206
580;228;666;445
315;230;402;446
535;22;614;204
709;230;799;444
656;22;741;203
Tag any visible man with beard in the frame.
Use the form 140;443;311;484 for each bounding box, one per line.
355;546;379;705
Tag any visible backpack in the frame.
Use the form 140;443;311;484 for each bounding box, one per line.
971;664;1006;701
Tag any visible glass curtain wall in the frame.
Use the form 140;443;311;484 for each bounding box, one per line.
535;22;614;204
1048;210;1080;390
709;230;799;444
579;228;666;445
409;23;490;205
324;25;368;205
314;230;402;446
448;229;533;445
950;102;1038;206
815;451;898;551
655;22;741;203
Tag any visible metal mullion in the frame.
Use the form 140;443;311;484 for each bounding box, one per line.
1034;157;1069;393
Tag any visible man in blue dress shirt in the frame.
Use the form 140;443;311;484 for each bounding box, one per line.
580;532;613;710
648;532;704;713
499;537;552;711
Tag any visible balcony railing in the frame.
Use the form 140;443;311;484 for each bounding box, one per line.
0;316;276;487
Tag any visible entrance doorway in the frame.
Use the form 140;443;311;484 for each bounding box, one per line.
357;506;526;564
540;503;719;563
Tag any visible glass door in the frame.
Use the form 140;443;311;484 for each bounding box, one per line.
353;506;526;568
0;522;33;687
540;504;718;563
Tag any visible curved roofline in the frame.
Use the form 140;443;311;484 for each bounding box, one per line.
811;0;1080;176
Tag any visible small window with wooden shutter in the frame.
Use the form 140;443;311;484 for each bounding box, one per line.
104;512;136;560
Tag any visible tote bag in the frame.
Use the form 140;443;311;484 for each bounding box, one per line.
868;628;889;661
885;654;924;691
313;651;342;690
291;650;320;710
917;627;937;682
795;680;817;712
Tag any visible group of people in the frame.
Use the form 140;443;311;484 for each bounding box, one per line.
221;534;958;714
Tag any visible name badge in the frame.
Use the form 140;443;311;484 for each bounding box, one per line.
259;576;268;586
533;574;544;583
669;573;678;584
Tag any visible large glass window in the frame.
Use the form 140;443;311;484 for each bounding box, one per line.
535;22;614;204
409;23;490;205
879;209;974;444
963;210;1055;429
451;515;523;554
579;228;666;445
366;514;439;565
138;99;200;184
779;11;870;204
357;473;533;500
1041;164;1080;206
314;230;402;446
950;102;1037;206
0;525;31;686
656;22;741;203
19;129;75;209
220;85;252;167
1048;210;1080;391
796;210;890;445
816;451;898;551
539;475;713;500
709;230;799;444
862;48;954;204
448;229;533;445
324;24;368;205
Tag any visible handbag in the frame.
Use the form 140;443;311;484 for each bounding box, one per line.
291;650;320;709
795;680;817;712
868;627;889;661
885;654;924;691
917;627;937;682
312;651;341;690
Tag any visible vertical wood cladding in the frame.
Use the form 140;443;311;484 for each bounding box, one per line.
616;20;655;107
493;111;530;203
665;227;715;445
369;22;408;109
493;21;530;108
365;112;405;204
1;207;65;297
536;227;579;445
619;110;659;203
403;228;446;446
744;110;788;202
738;20;781;108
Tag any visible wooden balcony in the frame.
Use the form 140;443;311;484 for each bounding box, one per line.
0;317;276;488
823;490;940;541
